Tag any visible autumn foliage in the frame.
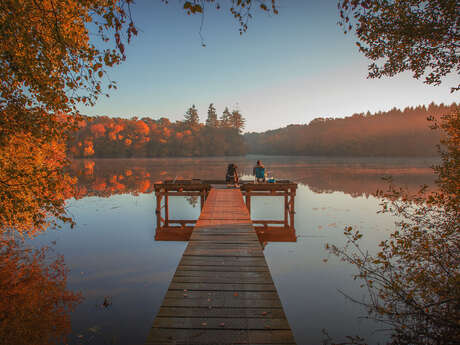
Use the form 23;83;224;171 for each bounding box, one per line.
327;108;460;344
246;103;457;156
0;239;82;345
69;105;247;157
0;0;138;236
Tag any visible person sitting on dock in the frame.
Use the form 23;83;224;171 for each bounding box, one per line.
253;160;266;183
226;163;239;185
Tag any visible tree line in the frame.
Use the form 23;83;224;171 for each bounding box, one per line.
71;102;457;158
69;104;247;158
245;103;457;157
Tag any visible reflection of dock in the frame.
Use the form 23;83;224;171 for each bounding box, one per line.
155;226;297;248
147;181;297;344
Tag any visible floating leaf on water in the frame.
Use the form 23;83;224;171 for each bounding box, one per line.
88;325;101;333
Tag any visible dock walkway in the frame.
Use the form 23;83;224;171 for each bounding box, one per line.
146;188;296;345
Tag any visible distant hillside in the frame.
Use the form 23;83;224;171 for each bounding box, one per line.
244;103;457;157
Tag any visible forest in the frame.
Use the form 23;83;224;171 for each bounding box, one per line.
69;104;246;157
70;102;457;158
245;102;457;156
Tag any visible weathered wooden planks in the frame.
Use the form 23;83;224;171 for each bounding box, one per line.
146;188;296;345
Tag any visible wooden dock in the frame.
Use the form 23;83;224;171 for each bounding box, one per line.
146;187;297;345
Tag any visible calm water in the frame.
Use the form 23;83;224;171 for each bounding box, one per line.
30;156;437;345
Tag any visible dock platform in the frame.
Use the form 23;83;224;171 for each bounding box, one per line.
146;185;297;344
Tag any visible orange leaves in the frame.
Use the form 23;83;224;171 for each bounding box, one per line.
108;131;117;141
67;109;247;158
83;142;94;156
163;127;171;138
92;181;107;191
90;123;106;138
135;120;150;136
0;134;75;236
138;180;151;193
0;240;82;345
183;1;203;14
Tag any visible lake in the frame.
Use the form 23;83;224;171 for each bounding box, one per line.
29;156;437;345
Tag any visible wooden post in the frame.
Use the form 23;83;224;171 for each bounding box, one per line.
164;193;169;226
289;189;295;229
245;191;251;215
200;189;205;211
155;192;163;230
284;192;289;228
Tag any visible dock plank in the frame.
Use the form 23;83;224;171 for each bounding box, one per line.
146;188;296;344
153;317;291;330
156;307;286;319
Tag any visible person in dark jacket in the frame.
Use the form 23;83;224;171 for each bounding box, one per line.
226;163;239;184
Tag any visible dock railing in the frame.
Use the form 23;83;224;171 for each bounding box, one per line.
154;179;297;244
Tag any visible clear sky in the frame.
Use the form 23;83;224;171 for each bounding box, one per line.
79;0;459;132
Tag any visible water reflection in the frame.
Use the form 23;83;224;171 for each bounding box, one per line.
155;225;297;249
26;156;438;345
68;156;436;199
0;240;81;345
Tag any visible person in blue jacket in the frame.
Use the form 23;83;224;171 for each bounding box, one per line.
253;160;265;183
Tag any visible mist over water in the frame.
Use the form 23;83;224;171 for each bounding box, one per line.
31;156;437;344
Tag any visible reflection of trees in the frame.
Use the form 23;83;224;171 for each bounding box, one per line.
185;196;199;208
68;158;436;200
0;240;82;345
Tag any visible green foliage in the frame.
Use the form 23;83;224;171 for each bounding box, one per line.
220;107;232;128
184;104;200;127
230;109;246;133
206;103;219;127
338;0;459;92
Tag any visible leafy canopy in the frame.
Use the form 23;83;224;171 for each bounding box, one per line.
338;0;459;92
0;0;277;236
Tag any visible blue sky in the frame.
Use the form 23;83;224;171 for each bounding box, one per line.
80;1;459;132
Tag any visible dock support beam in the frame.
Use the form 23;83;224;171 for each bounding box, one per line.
245;192;251;215
155;193;163;230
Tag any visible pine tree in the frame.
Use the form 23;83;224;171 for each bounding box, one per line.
230;110;246;133
205;103;219;127
220;107;232;128
184;105;200;127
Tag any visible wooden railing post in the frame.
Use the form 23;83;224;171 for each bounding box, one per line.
155;192;163;230
164;193;169;227
245;191;251;215
200;189;205;211
289;188;295;229
284;191;289;228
